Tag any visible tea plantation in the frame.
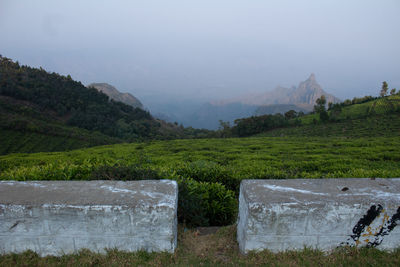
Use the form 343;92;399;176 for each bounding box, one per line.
1;135;399;226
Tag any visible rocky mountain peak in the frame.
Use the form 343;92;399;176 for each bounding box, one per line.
290;74;340;107
308;73;316;82
88;83;143;109
209;74;340;109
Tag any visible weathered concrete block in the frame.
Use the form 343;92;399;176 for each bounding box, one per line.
0;180;178;256
237;178;400;253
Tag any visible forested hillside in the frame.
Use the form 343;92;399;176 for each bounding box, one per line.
0;56;162;139
0;56;213;154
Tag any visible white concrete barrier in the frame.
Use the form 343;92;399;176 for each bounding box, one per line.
0;180;178;256
237;178;400;253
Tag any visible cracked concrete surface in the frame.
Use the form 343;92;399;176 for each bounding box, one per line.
237;178;400;253
0;180;178;256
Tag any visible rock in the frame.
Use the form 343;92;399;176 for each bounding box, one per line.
88;83;143;109
237;178;400;253
0;180;177;256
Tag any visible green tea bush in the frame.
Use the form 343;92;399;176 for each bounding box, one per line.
175;160;241;192
90;164;162;181
176;177;237;227
177;178;209;227
0;162;93;181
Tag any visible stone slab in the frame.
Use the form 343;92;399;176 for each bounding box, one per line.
0;180;178;256
237;178;400;253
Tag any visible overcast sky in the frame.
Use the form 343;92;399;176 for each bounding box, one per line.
1;0;399;103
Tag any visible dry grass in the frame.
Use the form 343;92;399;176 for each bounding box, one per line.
177;225;239;264
1;225;400;266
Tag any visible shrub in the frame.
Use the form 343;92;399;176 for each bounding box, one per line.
176;177;237;227
175;160;240;192
320;110;329;122
90;164;161;181
177;178;209;227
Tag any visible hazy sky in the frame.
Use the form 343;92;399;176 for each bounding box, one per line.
1;0;399;103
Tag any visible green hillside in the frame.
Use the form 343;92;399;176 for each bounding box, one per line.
231;94;400;137
0;56;214;154
265;95;400;137
0;92;124;154
299;95;400;124
259;113;400;138
0;56;175;139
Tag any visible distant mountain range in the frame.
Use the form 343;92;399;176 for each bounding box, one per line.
85;74;340;130
88;83;144;109
214;73;340;110
175;74;341;129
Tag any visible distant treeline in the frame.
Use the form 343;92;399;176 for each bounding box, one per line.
230;111;301;137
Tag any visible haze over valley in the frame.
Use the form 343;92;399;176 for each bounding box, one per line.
145;73;341;129
1;0;399;128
